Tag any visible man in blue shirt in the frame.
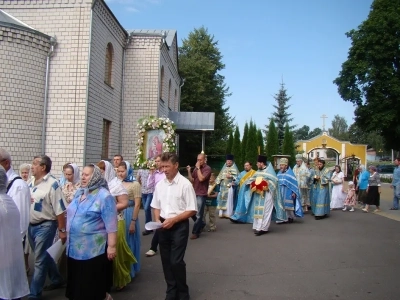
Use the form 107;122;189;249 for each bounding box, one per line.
390;157;400;210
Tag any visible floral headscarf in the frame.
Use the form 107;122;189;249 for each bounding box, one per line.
75;164;108;197
0;165;7;194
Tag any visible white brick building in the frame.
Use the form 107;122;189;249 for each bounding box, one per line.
0;0;182;175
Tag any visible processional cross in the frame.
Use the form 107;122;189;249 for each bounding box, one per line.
321;114;328;131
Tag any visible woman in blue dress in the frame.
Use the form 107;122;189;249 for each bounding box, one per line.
117;161;141;278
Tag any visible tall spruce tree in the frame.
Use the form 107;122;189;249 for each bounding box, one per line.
271;81;294;153
178;26;234;165
257;129;264;155
241;122;249;162
226;131;233;154
282;123;296;166
245;120;258;166
232;126;242;168
266;119;279;163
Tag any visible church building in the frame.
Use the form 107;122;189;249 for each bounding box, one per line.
0;0;182;174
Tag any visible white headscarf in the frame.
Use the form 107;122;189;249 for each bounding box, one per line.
102;160;127;197
67;163;81;184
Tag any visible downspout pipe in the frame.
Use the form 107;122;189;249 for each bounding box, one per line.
119;33;133;154
41;36;57;155
178;78;185;112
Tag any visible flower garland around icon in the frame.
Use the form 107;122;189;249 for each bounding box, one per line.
134;116;176;168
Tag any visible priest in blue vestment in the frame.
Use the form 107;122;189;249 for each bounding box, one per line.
277;157;303;223
230;161;256;223
241;155;286;235
311;159;331;220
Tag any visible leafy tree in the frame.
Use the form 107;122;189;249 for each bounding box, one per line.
328;115;349;140
294;125;310;141
232;126;242;168
257;129;264;155
308;127;322;139
245;120;258;166
348;123;385;151
226;131;233;154
266;119;279;163
178;26;234;164
270;81;294;152
282;124;296;166
241;122;249;160
333;0;400;151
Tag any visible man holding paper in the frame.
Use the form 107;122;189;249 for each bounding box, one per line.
151;152;197;300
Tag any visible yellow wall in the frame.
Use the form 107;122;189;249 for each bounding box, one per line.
296;132;367;164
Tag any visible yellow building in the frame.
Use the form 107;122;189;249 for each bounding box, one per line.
296;132;367;178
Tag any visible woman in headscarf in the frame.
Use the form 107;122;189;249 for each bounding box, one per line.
0;165;30;300
62;163;81;204
117;161;141;279
97;160;136;291
362;165;381;213
19;163;32;183
66;164;117;300
19;163;33;274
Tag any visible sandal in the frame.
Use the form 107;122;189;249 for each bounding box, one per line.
389;208;398;210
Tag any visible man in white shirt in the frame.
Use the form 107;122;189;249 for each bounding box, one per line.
151;152;197;300
0;148;30;238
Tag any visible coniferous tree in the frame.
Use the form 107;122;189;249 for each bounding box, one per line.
266;119;279;163
282;123;296;166
245;120;258;166
257;129;264;155
270;81;294;153
241;122;249;162
232;126;242;168
226;131;233;154
178;26;234;165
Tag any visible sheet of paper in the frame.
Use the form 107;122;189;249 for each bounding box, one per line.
145;221;163;231
47;239;66;262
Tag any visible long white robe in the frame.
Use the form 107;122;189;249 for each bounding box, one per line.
253;191;273;231
331;171;346;209
0;193;30;299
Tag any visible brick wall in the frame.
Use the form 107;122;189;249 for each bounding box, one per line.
121;36;160;163
1;0;92;176
0;25;50;169
85;0;126;164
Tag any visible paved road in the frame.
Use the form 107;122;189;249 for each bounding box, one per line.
26;184;400;300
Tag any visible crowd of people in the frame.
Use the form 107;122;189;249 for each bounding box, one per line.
0;146;399;300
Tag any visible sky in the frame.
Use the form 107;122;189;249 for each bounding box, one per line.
106;0;374;132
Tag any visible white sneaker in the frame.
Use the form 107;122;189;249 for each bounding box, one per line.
349;208;355;212
145;249;156;257
342;207;347;211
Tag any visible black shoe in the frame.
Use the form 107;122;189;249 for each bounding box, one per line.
230;218;240;224
255;230;267;236
315;216;322;220
288;218;294;223
142;230;153;236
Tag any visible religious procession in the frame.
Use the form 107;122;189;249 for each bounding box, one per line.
1;144;391;300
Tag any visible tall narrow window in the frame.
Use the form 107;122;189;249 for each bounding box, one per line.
160;66;164;100
174;89;177;110
168;79;171;109
105;43;114;86
102;119;111;159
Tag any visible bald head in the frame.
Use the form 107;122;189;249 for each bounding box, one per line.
0;148;12;171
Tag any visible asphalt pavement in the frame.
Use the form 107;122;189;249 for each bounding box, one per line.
25;184;400;300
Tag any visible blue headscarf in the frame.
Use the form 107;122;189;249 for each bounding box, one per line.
123;161;136;183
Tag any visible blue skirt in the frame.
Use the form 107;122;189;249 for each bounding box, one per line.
123;201;141;278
